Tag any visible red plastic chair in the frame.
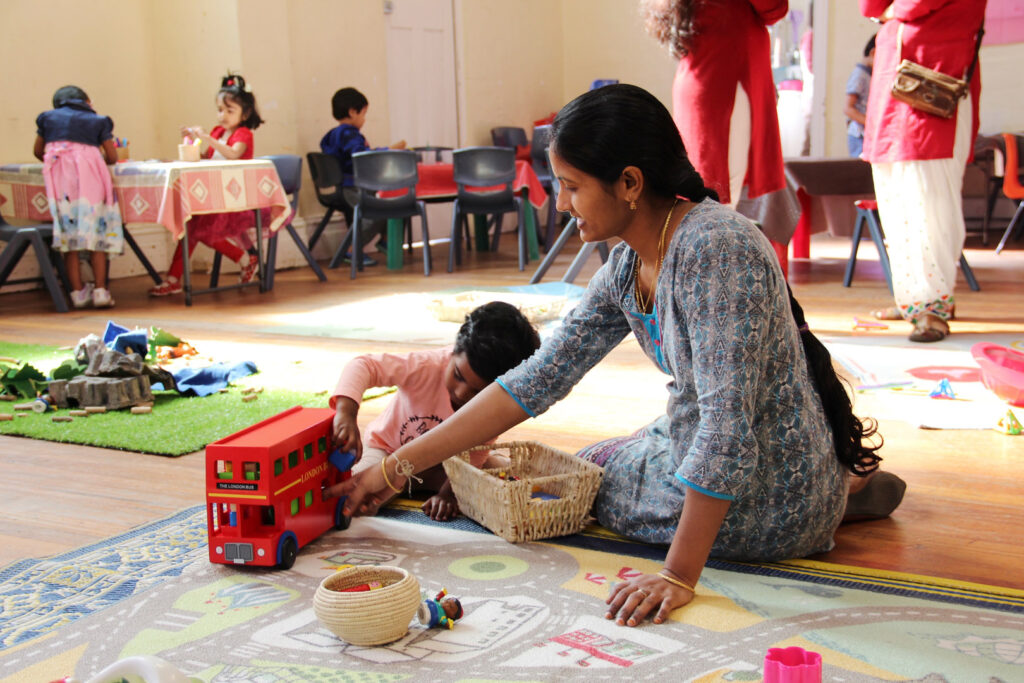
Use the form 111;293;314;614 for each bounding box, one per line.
995;133;1024;254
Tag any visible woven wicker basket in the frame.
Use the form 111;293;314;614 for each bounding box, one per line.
442;441;603;543
313;565;420;646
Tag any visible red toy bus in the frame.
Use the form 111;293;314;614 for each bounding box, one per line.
205;406;355;569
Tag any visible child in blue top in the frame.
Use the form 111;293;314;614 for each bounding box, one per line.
843;34;876;158
320;87;406;267
34;85;123;309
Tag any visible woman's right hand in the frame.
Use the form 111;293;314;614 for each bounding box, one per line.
325;458;402;517
331;399;363;463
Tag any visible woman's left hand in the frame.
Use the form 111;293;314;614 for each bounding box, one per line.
605;573;694;626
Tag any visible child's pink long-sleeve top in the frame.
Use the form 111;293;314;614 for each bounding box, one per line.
330;347;488;466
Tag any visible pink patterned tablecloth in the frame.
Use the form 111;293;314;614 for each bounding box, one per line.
0;159;291;240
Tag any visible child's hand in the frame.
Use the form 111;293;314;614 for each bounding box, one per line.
421;492;459;522
331;399;363;462
324;462;394;517
180;126;208;141
391;139;407;150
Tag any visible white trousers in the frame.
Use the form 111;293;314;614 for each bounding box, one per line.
870;95;972;322
727;84;752;208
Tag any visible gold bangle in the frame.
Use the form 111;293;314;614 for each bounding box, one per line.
657;571;695;593
381;457;402;493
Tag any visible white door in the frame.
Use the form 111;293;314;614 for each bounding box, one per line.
385;0;459;150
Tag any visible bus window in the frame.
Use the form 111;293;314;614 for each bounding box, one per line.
290;498;300;516
261;505;276;526
288;450;299;469
304;443;313;461
318;436;327;453
216;460;233;479
304;490;314;508
243;462;260;481
274;457;284;476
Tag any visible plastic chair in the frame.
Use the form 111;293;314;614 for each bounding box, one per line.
335;149;430;279
530;124;564;250
209;155;326;290
490;127;528;149
0;214;72;312
448;147;527;272
412;146;453;163
844;199;979;293
305;152;355;256
995;133;1024;254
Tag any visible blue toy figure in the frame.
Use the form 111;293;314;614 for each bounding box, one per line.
929;378;956;400
417;588;463;629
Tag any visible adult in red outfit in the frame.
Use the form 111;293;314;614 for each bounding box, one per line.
643;0;788;206
860;1;986;342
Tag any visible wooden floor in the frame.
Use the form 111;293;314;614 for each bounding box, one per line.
2;230;1022;591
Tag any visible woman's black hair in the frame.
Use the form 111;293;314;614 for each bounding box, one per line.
219;74;263;130
553;83;881;476
331;87;369;120
453;301;540;382
788;290;882;475
642;0;703;58
864;33;877;57
53;85;89;108
550;83;718;203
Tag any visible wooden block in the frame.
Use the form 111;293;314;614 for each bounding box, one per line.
0;394;17;401
52;416;73;422
219;388;229;393
136;402;154;408
69;410;89;417
13;403;34;411
0;356;18;364
130;406;152;415
16;413;27;418
241;387;256;395
0;414;13;421
254;387;264;394
85;406;107;414
242;394;258;402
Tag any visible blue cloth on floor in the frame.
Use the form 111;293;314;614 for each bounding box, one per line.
153;361;258;397
102;321;149;355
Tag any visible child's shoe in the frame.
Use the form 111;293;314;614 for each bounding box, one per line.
92;287;114;308
148;278;183;297
239;254;259;284
70;283;94;309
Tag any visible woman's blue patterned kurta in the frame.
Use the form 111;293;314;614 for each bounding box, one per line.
498;200;846;561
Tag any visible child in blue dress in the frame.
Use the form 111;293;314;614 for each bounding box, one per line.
328;84;904;629
34;85;123;308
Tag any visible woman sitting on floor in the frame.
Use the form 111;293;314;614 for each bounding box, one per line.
327;84;904;628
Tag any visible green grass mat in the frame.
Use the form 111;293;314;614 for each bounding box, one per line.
0;341;333;456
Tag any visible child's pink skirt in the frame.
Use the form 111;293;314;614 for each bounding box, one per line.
42;141;124;254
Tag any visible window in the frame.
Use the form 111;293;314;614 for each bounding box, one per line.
288;450;299;469
304;443;313;461
304;490;314;508
290;498;300;516
216;460;233;479
318;436;327;454
243;462;260;481
274;458;284;476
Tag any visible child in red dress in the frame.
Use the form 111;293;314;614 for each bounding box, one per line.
149;74;264;296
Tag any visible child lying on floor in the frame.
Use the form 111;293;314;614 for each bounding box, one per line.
328;301;540;520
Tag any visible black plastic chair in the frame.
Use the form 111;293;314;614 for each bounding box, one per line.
530;124;564;250
490;127;528;149
0;214;72;312
335;149;430;278
210;155;327;290
448;147;526;272
305;152;355;256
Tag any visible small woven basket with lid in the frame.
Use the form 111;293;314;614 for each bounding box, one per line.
442;440;603;543
313;565;420;646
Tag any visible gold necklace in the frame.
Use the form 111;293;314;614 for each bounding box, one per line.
633;198;678;313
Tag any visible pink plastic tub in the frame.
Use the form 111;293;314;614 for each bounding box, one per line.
763;646;822;683
971;343;1024;407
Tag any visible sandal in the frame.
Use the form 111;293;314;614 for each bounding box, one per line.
843;471;907;522
148;278;183;297
871;306;903;321
909;313;949;343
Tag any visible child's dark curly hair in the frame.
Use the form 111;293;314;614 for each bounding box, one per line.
219;74;263;130
641;0;703;59
453;301;541;382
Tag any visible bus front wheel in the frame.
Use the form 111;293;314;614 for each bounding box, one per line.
278;537;298;570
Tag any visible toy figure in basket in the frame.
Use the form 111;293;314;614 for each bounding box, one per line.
417;588;463;629
328;301;539;521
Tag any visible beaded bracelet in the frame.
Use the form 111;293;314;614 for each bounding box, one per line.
657;570;695;594
381;457;402;493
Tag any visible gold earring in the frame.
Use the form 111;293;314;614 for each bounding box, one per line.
629;200;637;211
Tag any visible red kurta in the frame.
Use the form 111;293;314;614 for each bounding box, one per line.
860;0;985;163
671;0;788;204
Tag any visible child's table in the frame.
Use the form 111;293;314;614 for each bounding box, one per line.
0;160;292;305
